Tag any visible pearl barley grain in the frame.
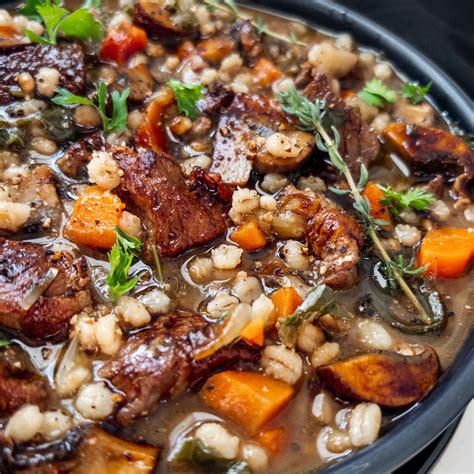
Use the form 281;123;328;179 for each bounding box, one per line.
75;382;114;420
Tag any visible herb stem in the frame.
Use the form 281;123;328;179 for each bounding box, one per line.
204;0;306;46
151;244;164;286
314;122;431;324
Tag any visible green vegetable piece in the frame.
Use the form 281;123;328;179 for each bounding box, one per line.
401;81;432;105
173;438;251;474
277;285;352;347
358;78;397;107
167;80;204;120
106;227;142;301
0;340;11;348
23;1;103;45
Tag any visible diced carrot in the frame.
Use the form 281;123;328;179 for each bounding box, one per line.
100;22;147;65
253;58;282;87
362;181;393;229
135;88;174;152
271;287;303;318
197;36;236;63
230;220;267;251
257;427;288;455
0;25;19;38
418;227;474;279
64;186;125;249
240;316;265;346
201;371;294;434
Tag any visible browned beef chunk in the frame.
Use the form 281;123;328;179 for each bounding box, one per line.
210;94;315;185
198;82;234;115
231;20;263;64
301;73;380;177
384;123;474;198
56;132;105;179
0;44;86;102
0;238;91;342
99;311;259;425
275;186;364;288
115;146;231;259
4;165;61;234
0;345;50;417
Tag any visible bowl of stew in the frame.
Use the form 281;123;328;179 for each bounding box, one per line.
0;1;472;473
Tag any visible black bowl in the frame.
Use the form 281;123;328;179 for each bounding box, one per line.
242;1;473;472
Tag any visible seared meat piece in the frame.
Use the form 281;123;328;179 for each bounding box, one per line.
0;345;50;417
301;73;380;176
134;0;197;40
232;20;263;64
99;311;259;425
198;82;235;115
115;146;231;259
5;165;61;233
384;123;474;198
0;44;86;102
57;132;105;179
0;238;91;341
210;94;315;185
275;186;364;288
127;64;154;102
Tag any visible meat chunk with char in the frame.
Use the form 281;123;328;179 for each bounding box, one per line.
210;94;315;185
383;123;474;198
0;238;91;342
300;72;380;177
99;311;259;425
231;20;263;64
114;146;232;259
0;345;50;417
275;186;364;288
0;44;86;104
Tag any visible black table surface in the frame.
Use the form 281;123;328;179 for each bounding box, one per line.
334;0;474;99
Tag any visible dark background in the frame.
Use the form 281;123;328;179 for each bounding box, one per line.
334;0;474;98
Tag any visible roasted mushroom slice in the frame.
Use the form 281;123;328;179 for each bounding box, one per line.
134;0;197;41
317;347;440;408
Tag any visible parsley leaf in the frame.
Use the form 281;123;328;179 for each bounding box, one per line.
106;227;142;302
401;81;432;105
167;80;204;120
52;82;129;135
358;79;397;107
0;339;11;348
23;1;103;45
378;185;435;218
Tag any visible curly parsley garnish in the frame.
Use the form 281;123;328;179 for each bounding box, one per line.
53;82;129;135
21;0;103;45
358;79;397;107
167;80;204;120
378;185;435;218
106;227;142;301
401;81;432;105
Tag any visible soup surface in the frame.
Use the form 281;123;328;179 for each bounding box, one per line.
0;1;473;473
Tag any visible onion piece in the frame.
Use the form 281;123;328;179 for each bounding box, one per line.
193;304;251;360
19;267;59;311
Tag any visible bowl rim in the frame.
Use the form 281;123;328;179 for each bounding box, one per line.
241;1;473;472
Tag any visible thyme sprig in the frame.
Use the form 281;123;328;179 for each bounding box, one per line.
277;85;432;325
204;0;306;46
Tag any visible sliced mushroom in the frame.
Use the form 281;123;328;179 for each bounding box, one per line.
317;348;440;407
255;131;315;174
134;0;197;41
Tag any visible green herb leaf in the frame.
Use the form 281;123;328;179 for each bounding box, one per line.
173;438;251;474
401;81;432;105
23;1;103;45
106;227;142;301
378;185;435;216
358;79;397;107
57;8;103;42
52;82;129;135
277;285;352;347
0;339;11;348
167;80;204;120
52;88;94;106
19;0;48;18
